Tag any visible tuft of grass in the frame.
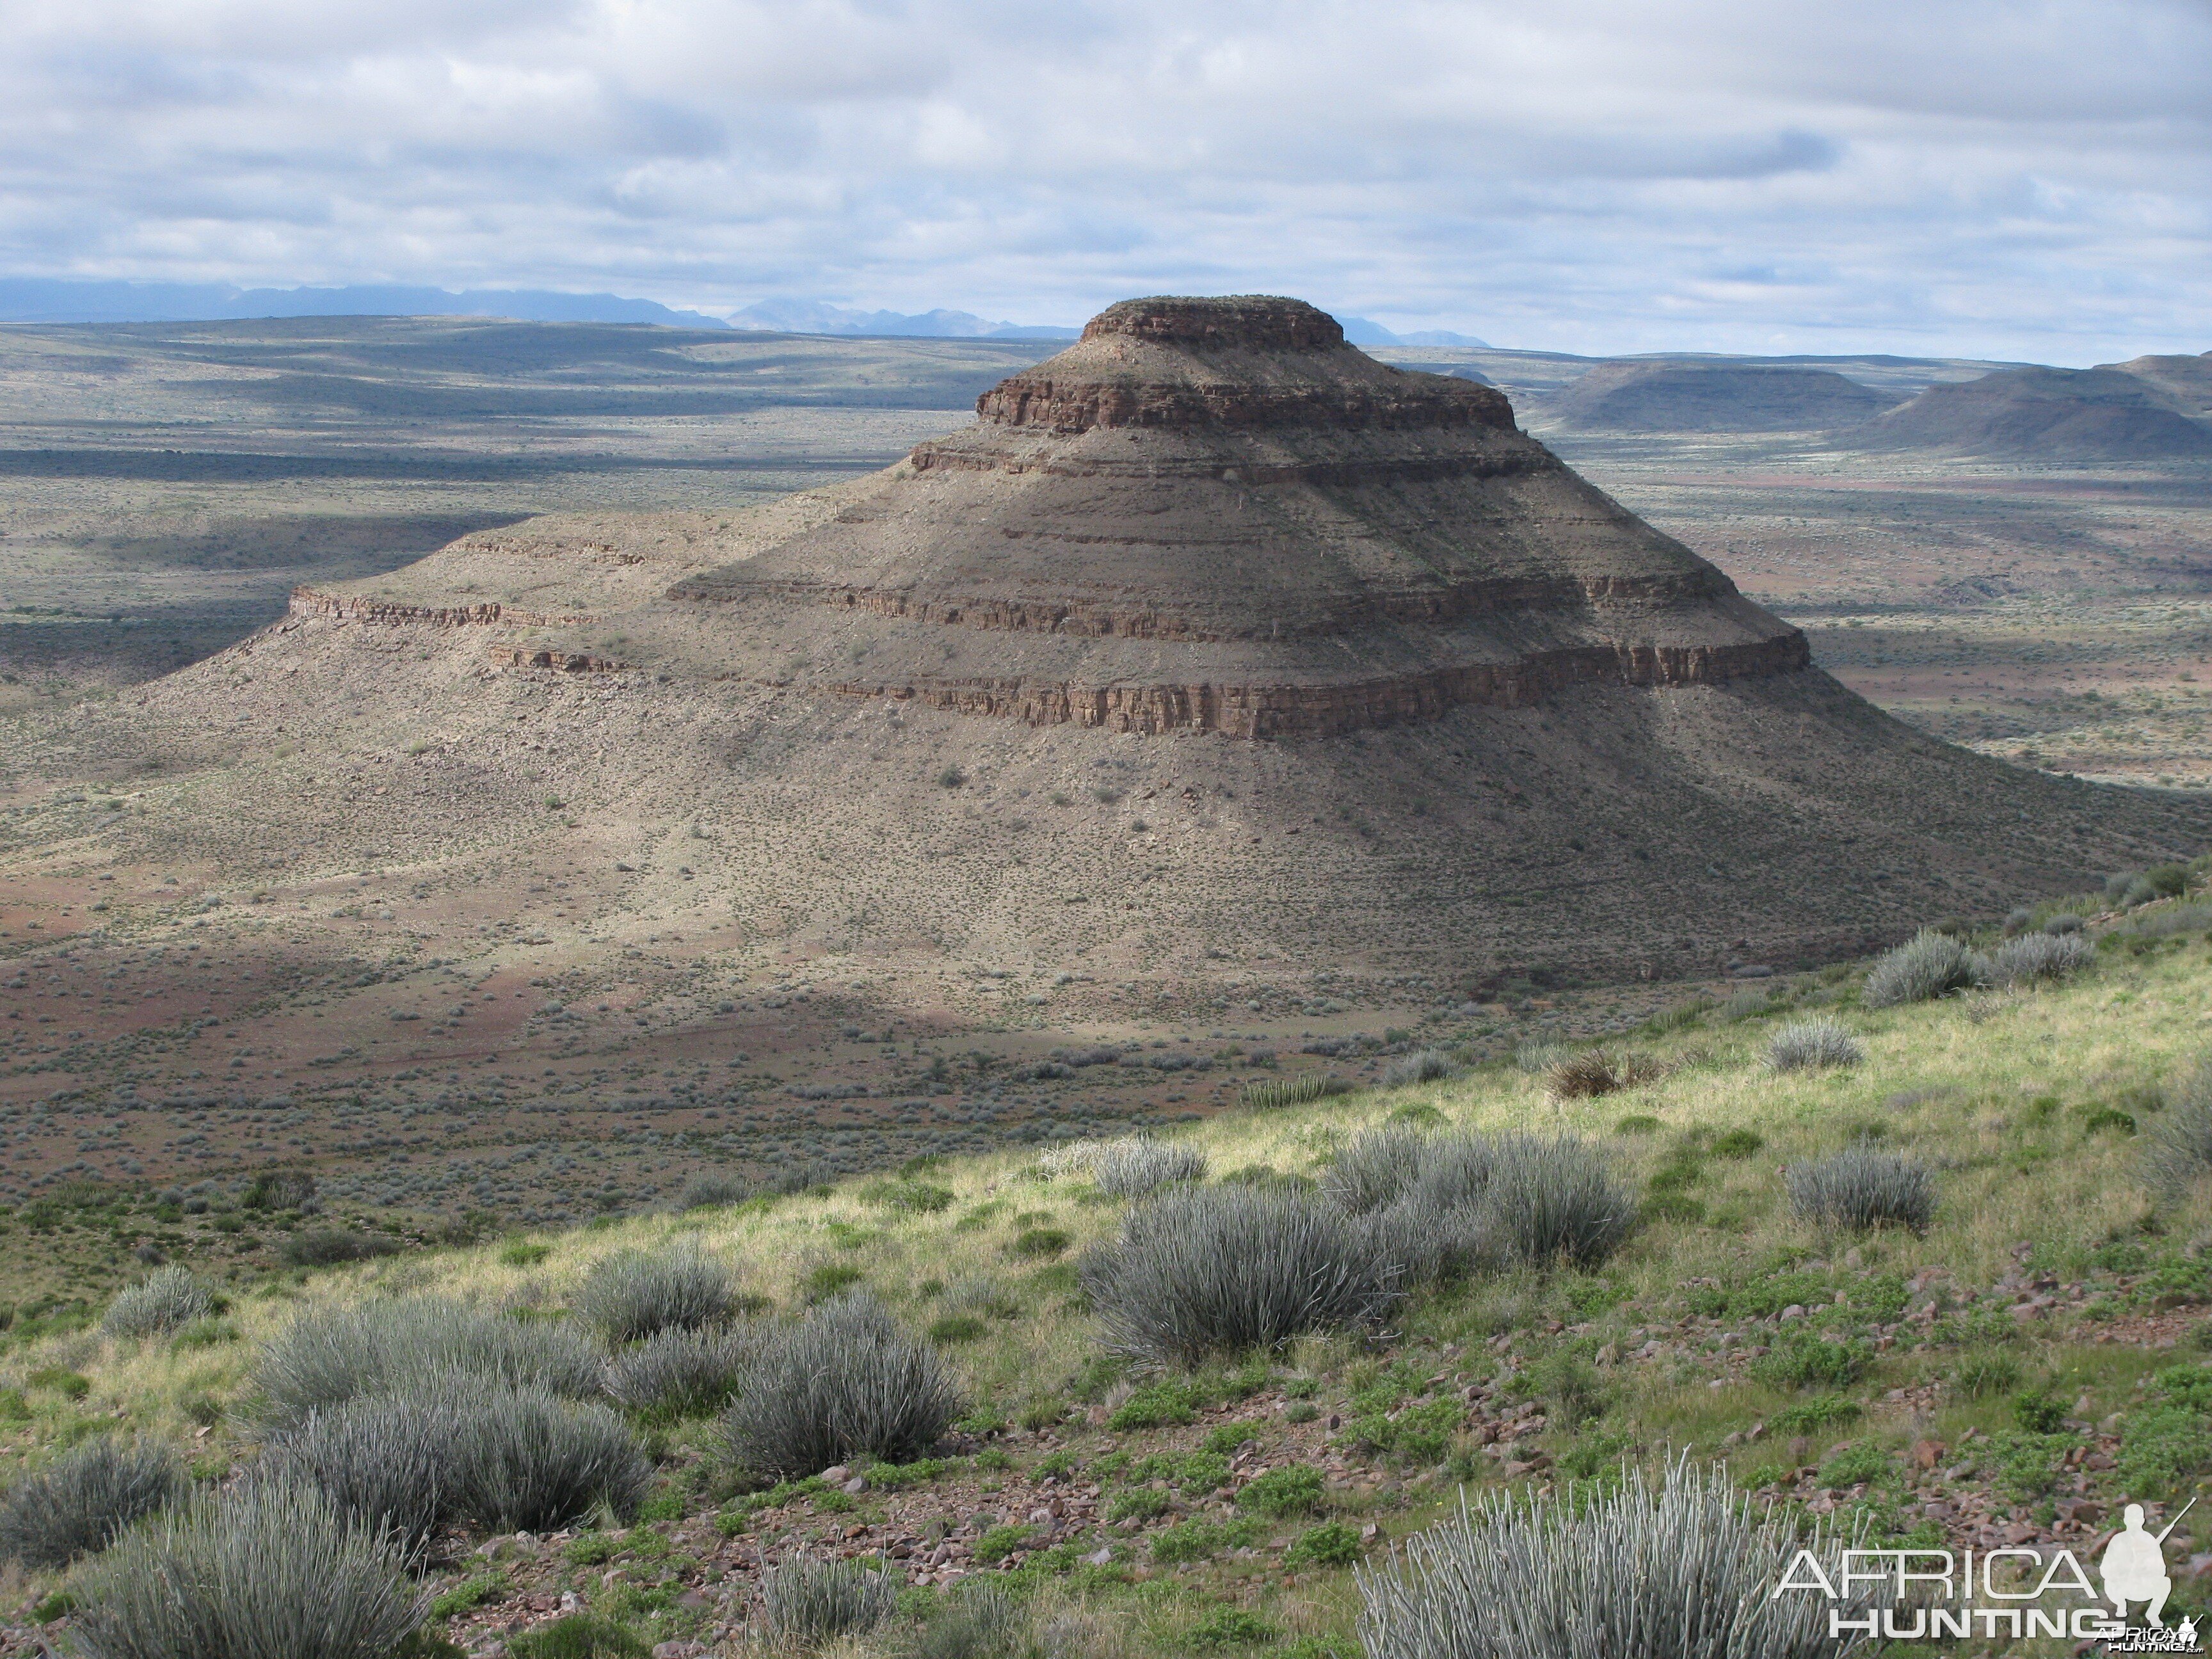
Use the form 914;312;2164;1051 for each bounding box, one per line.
759;1553;897;1644
1092;1134;1208;1198
100;1267;214;1339
1864;929;1988;1008
1242;1073;1352;1110
1986;931;2094;988
68;1475;427;1659
1764;1017;1863;1073
574;1243;736;1344
2147;1057;2212;1195
1381;1049;1455;1088
506;1612;650;1658
278;1228;403;1269
1081;1184;1400;1366
1544;1048;1657;1102
601;1322;759;1419
1786;1147;1937;1234
1355;1456;1871;1659
675;1172;752;1212
0;1438;184;1569
721;1294;964;1478
264;1394;453;1555
252;1297;603;1429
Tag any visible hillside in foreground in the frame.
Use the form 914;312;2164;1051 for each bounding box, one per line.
3;871;2212;1656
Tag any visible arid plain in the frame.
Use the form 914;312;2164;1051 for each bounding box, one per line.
1;317;2206;1313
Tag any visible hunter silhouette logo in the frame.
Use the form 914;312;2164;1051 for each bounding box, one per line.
2103;1500;2190;1627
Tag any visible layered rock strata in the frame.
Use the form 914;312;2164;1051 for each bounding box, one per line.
667;296;1808;735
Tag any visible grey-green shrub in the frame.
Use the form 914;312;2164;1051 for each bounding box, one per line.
253;1297;601;1429
1987;931;2094;987
1323;1125;1434;1214
723;1295;964;1478
1863;929;1989;1008
760;1553;897;1645
0;1438;183;1569
1356;1457;1874;1659
1381;1049;1455;1088
102;1267;214;1340
2149;1061;2212;1196
602;1322;759;1418
574;1244;735;1344
1080;1184;1400;1366
1478;1133;1637;1269
676;1172;751;1211
1091;1135;1207;1199
1765;1017;1864;1073
433;1375;652;1531
1787;1148;1937;1233
908;1577;1032;1659
68;1474;426;1659
263;1395;454;1555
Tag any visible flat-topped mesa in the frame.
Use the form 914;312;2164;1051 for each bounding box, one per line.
961;293;1514;438
659;294;1811;735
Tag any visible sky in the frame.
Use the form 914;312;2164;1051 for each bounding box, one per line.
1;0;2207;362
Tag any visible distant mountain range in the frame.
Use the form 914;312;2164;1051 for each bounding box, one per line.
0;278;733;329
726;298;1077;339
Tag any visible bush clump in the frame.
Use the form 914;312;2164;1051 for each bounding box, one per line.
1355;1457;1873;1659
1080;1184;1400;1366
1787;1147;1937;1233
675;1172;752;1212
1480;1134;1640;1268
1091;1135;1208;1199
2148;1059;2212;1195
909;1578;1031;1659
68;1475;426;1659
1543;1049;1656;1102
101;1267;214;1340
602;1322;759;1418
759;1553;897;1645
0;1438;184;1569
1987;931;2094;988
574;1244;736;1344
278;1228;403;1269
1765;1017;1864;1073
722;1294;964;1478
1240;1073;1351;1110
263;1393;453;1557
1863;929;1989;1008
1381;1049;1455;1089
253;1297;602;1429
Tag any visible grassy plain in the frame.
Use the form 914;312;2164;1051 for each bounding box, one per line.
3;892;2210;1657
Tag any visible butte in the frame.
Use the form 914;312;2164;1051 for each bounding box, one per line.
76;297;2211;1003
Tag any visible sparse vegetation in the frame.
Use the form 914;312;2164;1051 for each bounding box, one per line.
100;1266;214;1339
1986;929;2095;986
1091;1135;1208;1198
601;1321;759;1418
760;1553;898;1644
2148;1057;2212;1195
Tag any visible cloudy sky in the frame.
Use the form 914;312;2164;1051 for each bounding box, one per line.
2;0;2206;360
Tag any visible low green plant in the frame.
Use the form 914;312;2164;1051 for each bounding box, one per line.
1237;1465;1327;1518
1286;1520;1364;1567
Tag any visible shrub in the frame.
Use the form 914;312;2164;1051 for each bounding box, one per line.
264;1393;453;1555
2147;1060;2212;1195
1751;1331;1871;1391
1092;1135;1208;1198
277;1228;403;1269
759;1553;897;1644
675;1173;751;1211
1786;1148;1937;1233
437;1377;652;1532
68;1475;426;1659
253;1297;603;1429
1711;1129;1765;1158
101;1267;214;1339
1954;1354;2023;1398
1241;1073;1351;1110
1479;1133;1637;1269
1286;1520;1364;1567
0;1438;184;1569
1080;1185;1399;1366
602;1322;759;1418
723;1294;964;1478
910;1578;1030;1659
1187;1608;1276;1649
1381;1049;1455;1088
508;1614;650;1658
1863;929;1989;1008
1322;1125;1432;1214
1237;1465;1328;1518
1987;931;2094;988
1543;1049;1654;1102
1011;1227;1071;1258
1765;1018;1863;1073
1354;1456;1871;1659
574;1244;735;1343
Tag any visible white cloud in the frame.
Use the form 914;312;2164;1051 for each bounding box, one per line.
0;0;2205;358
